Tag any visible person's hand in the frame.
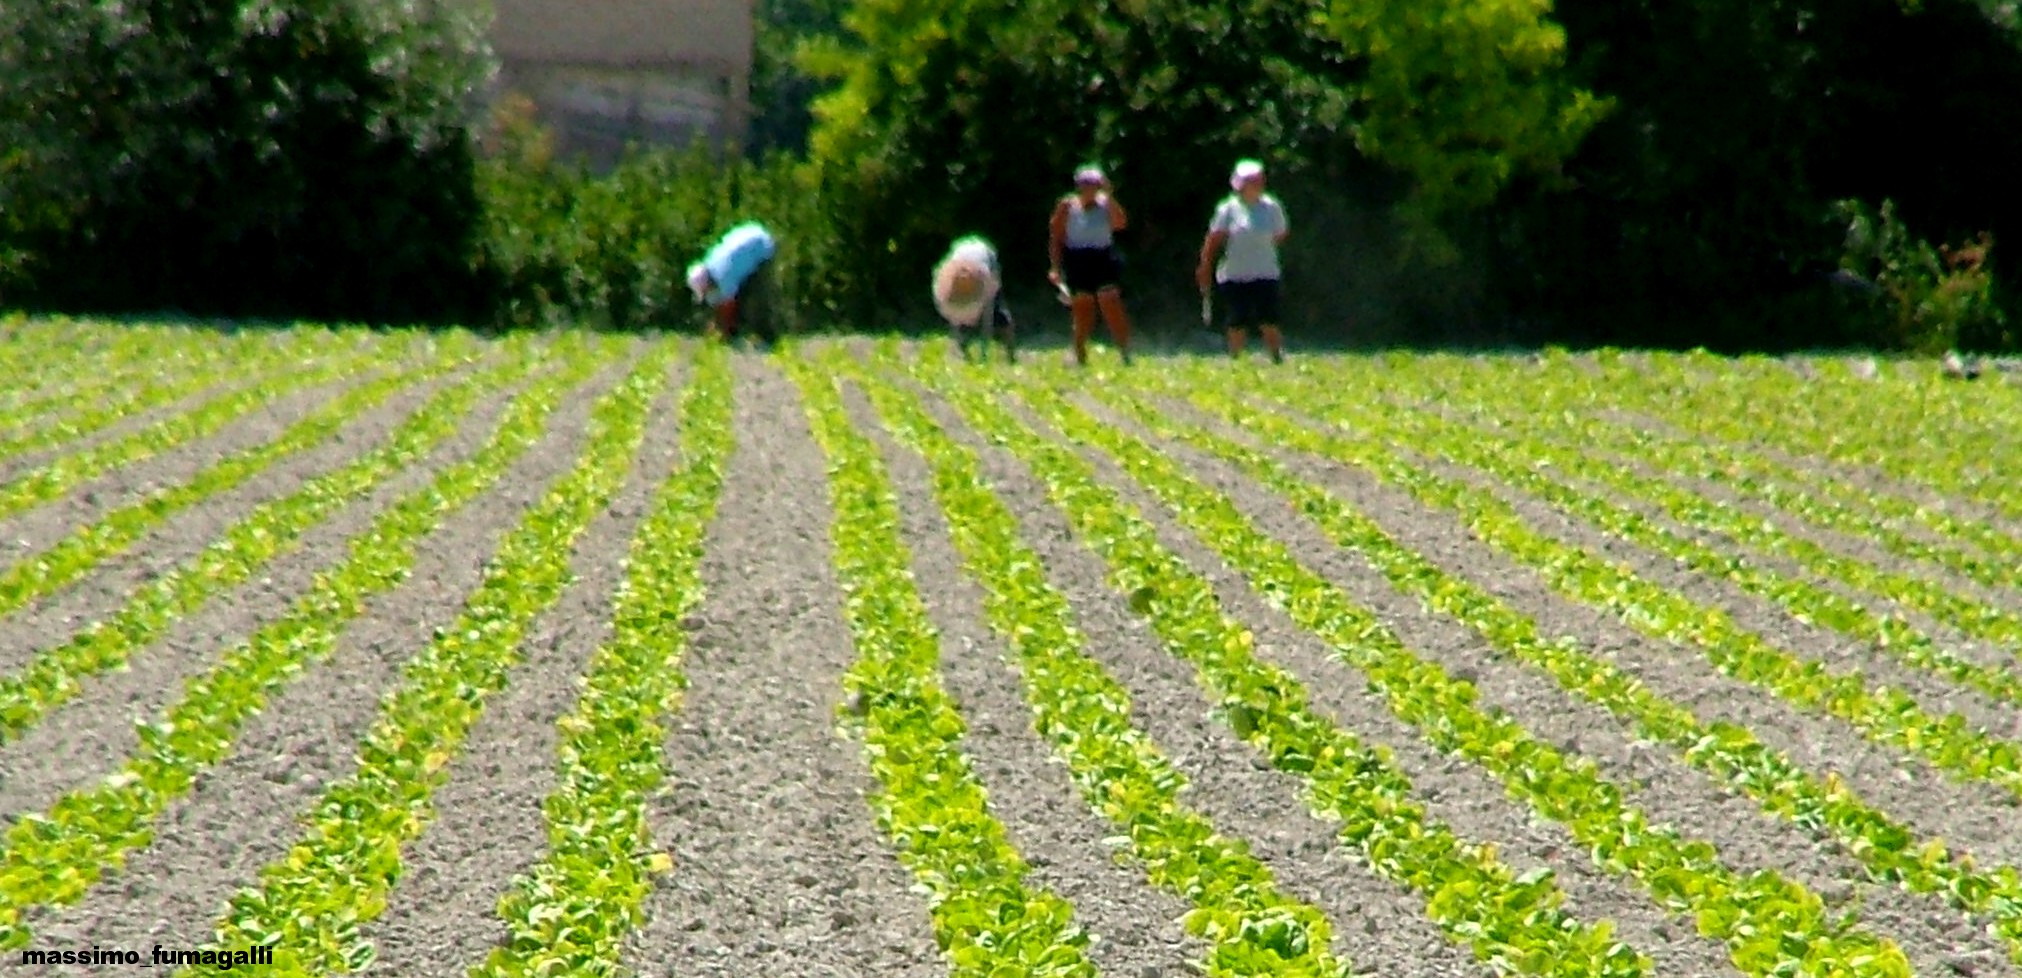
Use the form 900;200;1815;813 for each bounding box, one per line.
1047;268;1063;287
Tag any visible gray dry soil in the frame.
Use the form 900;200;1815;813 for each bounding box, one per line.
1;339;2017;978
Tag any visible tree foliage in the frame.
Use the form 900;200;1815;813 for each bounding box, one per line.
746;0;849;157
1491;0;2022;349
798;0;1603;299
0;0;495;323
1327;0;1612;262
2;0;2016;350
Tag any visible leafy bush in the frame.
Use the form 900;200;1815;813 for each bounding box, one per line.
1832;198;2010;353
471;100;875;332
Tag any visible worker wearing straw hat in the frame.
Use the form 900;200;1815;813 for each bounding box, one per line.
933;235;1017;363
1047;164;1134;366
686;221;780;348
1198;159;1289;362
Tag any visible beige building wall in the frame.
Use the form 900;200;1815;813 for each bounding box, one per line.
488;0;755;169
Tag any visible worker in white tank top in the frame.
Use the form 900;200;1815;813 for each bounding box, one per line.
1048;165;1134;366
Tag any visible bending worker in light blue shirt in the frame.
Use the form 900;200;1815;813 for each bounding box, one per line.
685;221;780;347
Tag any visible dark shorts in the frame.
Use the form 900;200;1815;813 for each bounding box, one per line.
1217;277;1282;329
1062;246;1122;295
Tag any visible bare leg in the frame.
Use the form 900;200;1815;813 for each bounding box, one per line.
1070;294;1097;365
1262;325;1284;363
995;297;1017;364
1226;327;1246;359
1097;287;1131;363
713;300;740;344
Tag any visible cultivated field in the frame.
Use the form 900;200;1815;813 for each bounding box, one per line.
1;316;2019;978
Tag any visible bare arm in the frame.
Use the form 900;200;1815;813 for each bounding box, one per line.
1199;228;1229;267
1198;200;1230;289
1048;200;1069;277
1106;194;1128;231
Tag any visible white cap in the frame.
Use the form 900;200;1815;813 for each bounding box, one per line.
1230;159;1265;190
685;263;711;303
1075;165;1105;185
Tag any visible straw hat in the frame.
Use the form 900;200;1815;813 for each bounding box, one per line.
933;258;994;326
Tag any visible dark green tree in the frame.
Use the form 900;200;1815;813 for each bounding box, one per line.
747;0;850;157
798;0;1602;316
0;0;495;323
1491;0;2022;350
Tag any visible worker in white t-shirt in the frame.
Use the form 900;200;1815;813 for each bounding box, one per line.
1196;159;1289;363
